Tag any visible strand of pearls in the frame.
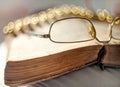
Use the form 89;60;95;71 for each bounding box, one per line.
3;5;115;36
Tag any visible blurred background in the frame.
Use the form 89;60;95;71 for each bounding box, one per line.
0;0;120;43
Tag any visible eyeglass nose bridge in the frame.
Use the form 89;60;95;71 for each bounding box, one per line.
89;22;112;44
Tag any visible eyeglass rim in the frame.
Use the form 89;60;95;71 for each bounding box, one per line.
49;17;114;43
110;17;120;40
49;17;96;43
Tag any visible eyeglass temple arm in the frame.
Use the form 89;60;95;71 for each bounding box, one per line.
28;33;50;38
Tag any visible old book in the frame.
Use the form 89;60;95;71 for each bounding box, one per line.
4;18;120;87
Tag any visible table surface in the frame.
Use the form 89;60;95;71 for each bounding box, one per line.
29;66;120;87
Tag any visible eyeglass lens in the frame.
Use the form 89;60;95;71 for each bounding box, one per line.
50;18;93;42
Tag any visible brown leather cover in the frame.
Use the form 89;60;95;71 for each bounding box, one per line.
101;45;120;68
5;45;102;86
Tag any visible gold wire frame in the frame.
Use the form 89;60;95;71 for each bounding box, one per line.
111;17;120;40
29;16;120;43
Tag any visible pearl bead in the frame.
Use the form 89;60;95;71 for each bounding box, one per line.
106;15;113;23
53;8;64;17
47;9;56;19
38;12;48;23
97;9;106;21
85;10;94;18
60;5;71;15
31;15;39;25
14;19;22;32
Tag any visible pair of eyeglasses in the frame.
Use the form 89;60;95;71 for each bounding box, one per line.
29;17;120;43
